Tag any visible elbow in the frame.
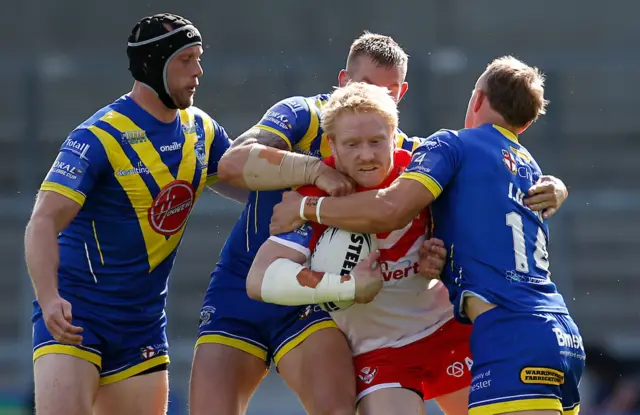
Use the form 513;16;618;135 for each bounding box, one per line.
217;146;250;185
25;214;52;240
246;270;264;301
216;153;239;183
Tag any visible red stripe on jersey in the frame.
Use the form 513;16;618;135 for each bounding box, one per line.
378;209;431;262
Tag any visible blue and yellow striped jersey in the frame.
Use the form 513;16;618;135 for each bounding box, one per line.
40;95;231;319
216;93;421;280
402;124;569;322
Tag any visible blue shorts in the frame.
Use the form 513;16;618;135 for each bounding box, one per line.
196;268;337;366
468;307;585;415
32;295;169;386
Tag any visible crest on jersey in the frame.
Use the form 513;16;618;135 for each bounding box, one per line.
502;149;517;174
194;141;207;169
199;306;216;327
298;305;313;320
141;345;156;360
148;180;195;236
358;367;378;384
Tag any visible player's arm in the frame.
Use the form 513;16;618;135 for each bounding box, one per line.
269;131;462;235
247;228;380;306
203;118;250;204
216;97;353;195
25;130;106;304
25;192;81;304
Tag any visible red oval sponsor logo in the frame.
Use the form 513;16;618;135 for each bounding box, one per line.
148;180;195;236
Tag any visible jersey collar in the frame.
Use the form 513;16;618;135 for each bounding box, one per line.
492;124;519;144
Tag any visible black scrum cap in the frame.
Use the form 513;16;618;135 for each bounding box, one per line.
127;13;202;109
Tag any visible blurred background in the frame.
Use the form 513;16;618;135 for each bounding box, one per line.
2;0;639;413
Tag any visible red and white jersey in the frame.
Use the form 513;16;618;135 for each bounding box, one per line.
270;149;454;356
330;209;453;355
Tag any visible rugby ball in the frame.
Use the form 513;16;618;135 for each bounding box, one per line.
310;227;378;312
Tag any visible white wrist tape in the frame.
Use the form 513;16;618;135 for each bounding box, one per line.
316;197;325;225
261;258;355;306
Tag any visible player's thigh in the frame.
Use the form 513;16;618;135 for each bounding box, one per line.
192;277;271;414
94;369;168;415
277;322;355;415
422;320;473;414
34;353;100;415
190;342;268;415
434;387;470;415
358;388;425;415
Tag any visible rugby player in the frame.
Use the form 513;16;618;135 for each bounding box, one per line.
271;56;584;415
247;82;471;415
24;14;242;415
190;33;418;415
192;32;569;414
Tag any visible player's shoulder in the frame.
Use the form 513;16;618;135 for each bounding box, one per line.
269;95;313;114
415;128;462;149
188;105;225;131
74;96;127;131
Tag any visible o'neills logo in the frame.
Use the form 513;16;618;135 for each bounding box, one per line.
148;180;195;236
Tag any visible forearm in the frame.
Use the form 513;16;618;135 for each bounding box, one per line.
302;191;403;234
25;217;60;302
218;143;324;191
260;258;355;305
207;181;250;204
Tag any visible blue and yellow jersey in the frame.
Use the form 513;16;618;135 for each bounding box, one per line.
402;124;569;322
40;95;230;321
216;93;420;280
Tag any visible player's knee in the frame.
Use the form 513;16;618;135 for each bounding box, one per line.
307;382;355;415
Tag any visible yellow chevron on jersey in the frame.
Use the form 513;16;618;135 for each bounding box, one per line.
88;109;209;272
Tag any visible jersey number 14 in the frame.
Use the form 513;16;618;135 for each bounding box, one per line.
505;212;550;276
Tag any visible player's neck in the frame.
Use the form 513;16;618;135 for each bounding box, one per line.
129;83;179;124
475;115;519;137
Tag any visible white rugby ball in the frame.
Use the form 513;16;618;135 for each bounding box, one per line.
310;227;378;312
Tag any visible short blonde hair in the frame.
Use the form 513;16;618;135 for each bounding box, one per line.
481;56;549;128
346;32;409;74
321;82;398;138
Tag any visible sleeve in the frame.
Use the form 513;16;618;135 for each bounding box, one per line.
254;96;312;150
269;222;315;259
39;128;108;206
400;130;463;199
206;119;232;181
267;184;328;257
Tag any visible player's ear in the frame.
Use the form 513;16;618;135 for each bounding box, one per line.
338;70;349;88
473;89;484;113
327;135;337;156
397;82;409;103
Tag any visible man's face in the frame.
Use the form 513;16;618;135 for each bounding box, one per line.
329;110;395;189
166;45;203;109
339;56;408;103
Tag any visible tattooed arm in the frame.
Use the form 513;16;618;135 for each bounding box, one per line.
217;97;354;195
